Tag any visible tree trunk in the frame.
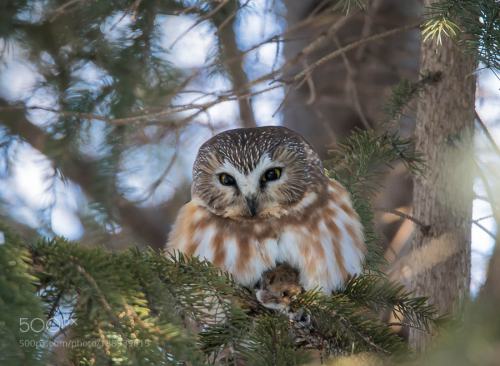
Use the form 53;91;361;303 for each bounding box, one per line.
408;1;476;349
214;4;257;128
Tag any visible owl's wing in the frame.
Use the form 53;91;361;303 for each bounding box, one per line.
277;179;365;293
166;201;202;256
166;201;278;287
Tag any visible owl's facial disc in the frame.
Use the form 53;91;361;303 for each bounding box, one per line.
192;127;326;220
215;155;286;218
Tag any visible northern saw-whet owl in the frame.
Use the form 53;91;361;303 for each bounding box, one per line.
166;126;365;293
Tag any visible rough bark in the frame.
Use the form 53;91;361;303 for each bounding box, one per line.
408;1;476;349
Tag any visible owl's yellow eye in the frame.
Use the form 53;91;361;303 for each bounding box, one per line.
219;173;236;186
261;167;282;183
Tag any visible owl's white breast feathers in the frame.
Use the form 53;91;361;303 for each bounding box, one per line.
167;179;365;293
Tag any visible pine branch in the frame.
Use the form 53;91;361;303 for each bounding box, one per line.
30;239;205;365
384;72;443;122
292;290;407;356
343;275;439;332
242;315;310;366
0;235;441;365
0;224;45;366
327;129;424;195
326;128;424;270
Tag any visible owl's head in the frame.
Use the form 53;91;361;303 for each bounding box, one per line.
191;126;326;220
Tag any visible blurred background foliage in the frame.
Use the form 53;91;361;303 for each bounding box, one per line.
0;0;499;365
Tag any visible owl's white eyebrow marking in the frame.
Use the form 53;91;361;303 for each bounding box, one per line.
217;154;278;196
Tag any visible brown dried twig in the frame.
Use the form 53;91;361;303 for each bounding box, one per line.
376;207;431;234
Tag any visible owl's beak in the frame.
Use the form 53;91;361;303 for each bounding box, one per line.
245;196;258;217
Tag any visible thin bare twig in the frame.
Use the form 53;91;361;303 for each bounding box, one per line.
211;11;348;74
355;0;383;61
301;59;317;105
475;110;500;156
286;12;355;68
5;18;421;130
169;0;230;50
334;35;371;128
376;207;431;234
109;0;143;30
137;132;180;203
49;0;85;22
216;0;251;34
474;159;500;225
271;84;292;118
206;11;355;99
474;214;494;222
228;19;421;101
473;221;496;239
292;21;421;84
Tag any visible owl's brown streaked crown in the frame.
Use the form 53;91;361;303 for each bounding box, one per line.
194;126;323;176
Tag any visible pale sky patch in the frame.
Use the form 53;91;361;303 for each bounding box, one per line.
51;205;84;240
158;14;216;69
0;58;40;102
